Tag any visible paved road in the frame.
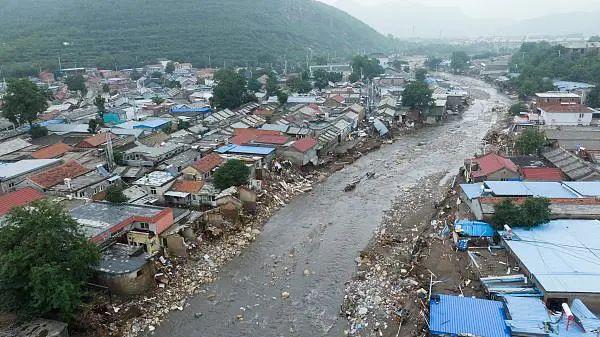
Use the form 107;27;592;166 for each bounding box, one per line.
153;76;510;337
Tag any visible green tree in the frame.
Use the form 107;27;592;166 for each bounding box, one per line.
65;75;87;95
0;200;99;320
415;68;428;82
165;61;175;74
424;57;442;70
277;90;289;106
289;74;312;94
113;150;124;165
509;102;528;116
152;96;165;105
178;120;191;130
587;87;600;108
520;197;551;228
389;59;408;70
130;69;142;81
30;125;48;139
351;55;384;80
93;95;106;114
2;78;49;126
451;51;469;73
402;81;433;110
348;72;360;83
213;69;251;109
492;200;522;228
247;78;262;92
105;185;128;203
88;119;99;134
213;159;250;190
102;83;110;93
266;72;279;96
515;129;546;155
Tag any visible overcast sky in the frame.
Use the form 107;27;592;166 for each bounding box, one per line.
320;0;600;20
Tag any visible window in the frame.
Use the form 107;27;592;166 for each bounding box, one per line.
8;182;15;188
150;187;157;195
579;113;585;118
139;222;149;229
78;191;85;197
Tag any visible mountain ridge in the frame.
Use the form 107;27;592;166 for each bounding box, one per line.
0;0;392;76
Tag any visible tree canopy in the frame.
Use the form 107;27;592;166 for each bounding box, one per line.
515;129;546;155
277;90;289;106
2;78;49;126
492;197;551;229
450;51;469;73
351;55;384;80
65;75;87;95
213;159;251;190
93;95;106;114
105;185;128;203
415;68;427;82
313;69;342;89
165;61;175;74
30;125;48;139
288;72;312;93
0;200;99;320
509;102;528;116
402;81;433;110
424;57;442;70
212;69;255;109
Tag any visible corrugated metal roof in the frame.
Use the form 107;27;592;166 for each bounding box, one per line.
430;294;510;337
460;183;484;199
504;220;600;294
571;299;600;332
483;181;579;198
503;296;550;322
563;182;600;197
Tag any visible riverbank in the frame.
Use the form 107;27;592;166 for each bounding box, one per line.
341;103;513;337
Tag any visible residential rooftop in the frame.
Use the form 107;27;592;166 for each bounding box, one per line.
503;219;600;294
0;159;62;180
134;171;177;187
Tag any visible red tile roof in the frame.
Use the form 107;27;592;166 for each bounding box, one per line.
521;167;564;181
77;132;116;148
171;180;204;194
540;103;594;113
230;128;281;145
28;160;90;189
470;153;519;178
0;187;45;216
253;134;289;145
31;143;73;159
191;153;224;174
292;137;318;153
330;95;345;103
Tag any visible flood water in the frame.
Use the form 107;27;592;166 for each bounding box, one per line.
153;76;510;337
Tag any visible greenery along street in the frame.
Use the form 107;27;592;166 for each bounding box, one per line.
509;41;600;104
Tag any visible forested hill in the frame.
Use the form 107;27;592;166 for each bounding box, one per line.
0;0;392;76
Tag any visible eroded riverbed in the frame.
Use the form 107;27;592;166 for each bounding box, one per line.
152;76;510;337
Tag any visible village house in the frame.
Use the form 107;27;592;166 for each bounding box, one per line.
165;179;217;206
464;152;520;182
534;92;582;107
0;187;45;220
94;243;155;296
0;159;63;193
21;160;90;193
502;219;600;312
181;153;223;182
31;142;73;159
537;103;595;126
280;137;319;166
123;143;189;167
460;181;600;220
133;171;178;203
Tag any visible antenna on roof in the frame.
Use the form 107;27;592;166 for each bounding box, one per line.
106;133;115;170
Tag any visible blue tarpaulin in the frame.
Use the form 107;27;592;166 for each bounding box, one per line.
455;220;495;237
430;294;510;337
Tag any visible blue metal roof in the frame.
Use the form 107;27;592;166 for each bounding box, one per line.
455;220;495;237
171;106;212;114
460;183;484;200
483;181;578;198
563;181;600;197
554;80;596;92
216;144;275;156
503;220;600;294
503;296;549;322
430;294;510;337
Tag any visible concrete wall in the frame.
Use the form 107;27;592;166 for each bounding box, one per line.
97;262;155;296
543;111;593;126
